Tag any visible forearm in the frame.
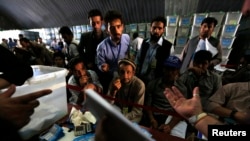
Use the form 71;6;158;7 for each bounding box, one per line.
211;107;232;119
107;89;117;104
194;115;223;137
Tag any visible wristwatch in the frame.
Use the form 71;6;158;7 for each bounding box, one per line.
188;112;207;125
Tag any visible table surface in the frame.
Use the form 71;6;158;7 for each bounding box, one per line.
57;104;187;141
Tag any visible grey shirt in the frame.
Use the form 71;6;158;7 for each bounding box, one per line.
107;76;145;123
175;70;222;111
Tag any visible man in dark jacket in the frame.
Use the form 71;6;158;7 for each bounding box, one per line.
135;16;174;85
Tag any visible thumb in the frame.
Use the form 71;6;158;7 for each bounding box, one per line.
0;84;16;98
192;87;200;99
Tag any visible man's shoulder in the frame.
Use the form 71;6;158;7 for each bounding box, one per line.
98;37;109;46
81;31;93;37
67;75;77;85
189;36;199;41
121;34;130;43
70;40;79;46
208;36;220;44
132;76;145;87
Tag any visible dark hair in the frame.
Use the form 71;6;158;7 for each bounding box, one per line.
151;16;167;27
193;50;212;64
18;34;24;38
19;37;30;43
53;52;65;60
201;17;218;27
88;9;103;20
104;10;123;25
59;26;73;35
132;32;139;39
67;56;85;70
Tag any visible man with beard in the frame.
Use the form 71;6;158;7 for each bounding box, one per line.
96;10;130;94
179;17;222;74
67;57;102;105
107;58;145;123
78;9;108;71
135;16;174;85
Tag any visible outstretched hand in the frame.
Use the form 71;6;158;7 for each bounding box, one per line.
164;86;202;119
0;84;52;129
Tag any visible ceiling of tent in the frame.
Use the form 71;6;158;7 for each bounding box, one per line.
0;0;246;30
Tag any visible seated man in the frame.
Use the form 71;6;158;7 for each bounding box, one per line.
107;58;145;123
144;56;183;133
52;51;67;68
175;50;222;110
67;57;102;105
206;82;250;124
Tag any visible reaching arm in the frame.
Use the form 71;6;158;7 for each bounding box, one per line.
164;86;224;137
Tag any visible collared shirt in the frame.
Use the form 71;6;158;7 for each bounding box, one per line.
135;37;175;75
175;70;222;110
136;37;163;75
207;82;250;112
96;34;130;73
78;31;108;66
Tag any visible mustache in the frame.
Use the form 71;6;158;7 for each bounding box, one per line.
114;34;121;36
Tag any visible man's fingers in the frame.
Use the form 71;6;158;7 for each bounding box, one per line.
192;87;200;99
28;100;40;108
16;89;52;103
172;86;184;99
164;88;175;106
0;84;16;98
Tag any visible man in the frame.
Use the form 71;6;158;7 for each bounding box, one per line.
144;56;183;134
107;58;145;123
1;38;8;48
175;50;222;110
78;9;108;71
52;52;66;68
37;37;47;48
179;17;223;74
67;57;102;105
135;16;174;85
96;10;130;94
207;82;250;124
19;37;53;66
59;26;79;63
130;32;143;60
